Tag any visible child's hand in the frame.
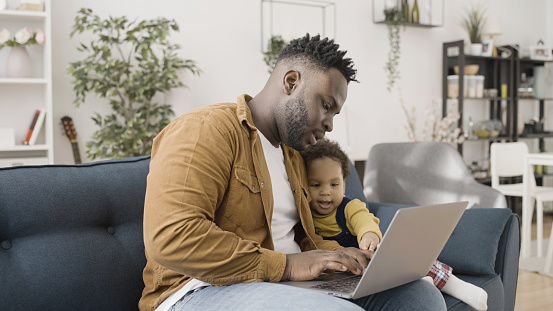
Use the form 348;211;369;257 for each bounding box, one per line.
359;232;380;251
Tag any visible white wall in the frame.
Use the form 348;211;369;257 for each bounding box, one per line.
51;0;551;164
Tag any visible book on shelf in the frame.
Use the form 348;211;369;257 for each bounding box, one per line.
23;109;40;145
16;3;45;12
0;128;16;147
28;109;46;145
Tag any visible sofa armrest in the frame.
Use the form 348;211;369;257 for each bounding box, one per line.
494;213;520;311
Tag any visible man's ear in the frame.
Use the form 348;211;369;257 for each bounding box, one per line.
283;70;300;95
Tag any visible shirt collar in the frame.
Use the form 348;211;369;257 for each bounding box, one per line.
236;94;256;132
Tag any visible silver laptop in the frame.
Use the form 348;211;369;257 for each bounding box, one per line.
282;201;468;299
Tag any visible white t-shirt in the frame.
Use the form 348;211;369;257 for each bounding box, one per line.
257;131;301;254
156;130;300;311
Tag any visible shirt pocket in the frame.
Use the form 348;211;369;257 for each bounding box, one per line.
222;167;266;232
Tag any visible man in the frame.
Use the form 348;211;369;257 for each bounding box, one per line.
140;34;446;311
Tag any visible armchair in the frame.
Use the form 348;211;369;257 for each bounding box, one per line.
362;142;507;209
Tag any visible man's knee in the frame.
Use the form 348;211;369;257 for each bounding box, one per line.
395;279;447;310
260;283;363;310
353;279;447;310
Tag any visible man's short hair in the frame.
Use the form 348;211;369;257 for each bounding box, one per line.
277;33;358;84
300;139;351;179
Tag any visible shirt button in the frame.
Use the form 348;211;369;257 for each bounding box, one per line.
252;185;256;190
261;182;264;188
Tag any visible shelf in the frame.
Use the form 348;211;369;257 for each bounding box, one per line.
447;97;513;101
0;0;52;167
465;135;510;142
0;9;47;22
0;144;50;152
518;97;553;101
518;133;553;139
0;78;48;84
447;54;508;61
373;21;440;28
372;0;444;28
519;57;553;65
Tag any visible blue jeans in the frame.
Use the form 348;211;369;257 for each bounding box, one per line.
168;279;446;311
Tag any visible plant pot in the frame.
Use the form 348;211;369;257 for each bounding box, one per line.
470;43;483;56
6;46;33;78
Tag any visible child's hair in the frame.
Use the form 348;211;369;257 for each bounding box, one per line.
300;139;351;179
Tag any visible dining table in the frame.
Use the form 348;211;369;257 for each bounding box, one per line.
522;152;553;258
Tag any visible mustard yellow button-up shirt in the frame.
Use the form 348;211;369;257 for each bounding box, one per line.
140;95;341;311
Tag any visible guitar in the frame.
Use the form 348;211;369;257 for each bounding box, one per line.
61;116;82;164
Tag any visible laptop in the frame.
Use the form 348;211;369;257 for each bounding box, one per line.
282;201;468;299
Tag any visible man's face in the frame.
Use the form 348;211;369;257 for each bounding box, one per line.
306;157;346;215
277;68;348;151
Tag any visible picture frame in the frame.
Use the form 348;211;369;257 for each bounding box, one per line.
529;45;553;61
481;39;493;57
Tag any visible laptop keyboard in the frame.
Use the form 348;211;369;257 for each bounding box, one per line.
311;275;362;293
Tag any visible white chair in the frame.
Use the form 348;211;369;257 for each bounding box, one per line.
490;142;553;257
546;226;553;274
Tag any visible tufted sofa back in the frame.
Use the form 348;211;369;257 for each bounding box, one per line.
0;156;150;311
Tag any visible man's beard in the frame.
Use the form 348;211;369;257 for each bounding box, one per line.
282;92;310;151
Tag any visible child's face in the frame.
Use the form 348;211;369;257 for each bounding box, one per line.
306;157;346;215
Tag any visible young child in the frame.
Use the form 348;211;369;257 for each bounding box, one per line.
300;139;488;311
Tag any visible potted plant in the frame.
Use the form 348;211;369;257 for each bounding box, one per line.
461;3;487;55
67;8;201;160
263;35;287;74
383;6;405;92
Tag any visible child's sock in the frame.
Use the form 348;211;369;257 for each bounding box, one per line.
441;274;488;311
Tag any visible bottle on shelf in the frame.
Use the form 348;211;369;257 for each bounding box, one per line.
411;0;420;23
402;0;410;22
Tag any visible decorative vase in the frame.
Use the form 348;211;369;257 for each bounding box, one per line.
470;43;483;56
410;0;419;23
6;46;33;78
402;0;409;22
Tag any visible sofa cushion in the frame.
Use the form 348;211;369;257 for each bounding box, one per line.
438;208;512;275
370;203;512;276
0;156;150;310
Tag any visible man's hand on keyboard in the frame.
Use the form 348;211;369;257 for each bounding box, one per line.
281;249;365;282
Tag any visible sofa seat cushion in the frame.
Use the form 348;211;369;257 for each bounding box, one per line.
443;274;504;311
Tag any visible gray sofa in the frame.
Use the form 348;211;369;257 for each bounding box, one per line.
0;155;520;310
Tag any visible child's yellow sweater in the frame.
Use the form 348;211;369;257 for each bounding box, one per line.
311;198;382;244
